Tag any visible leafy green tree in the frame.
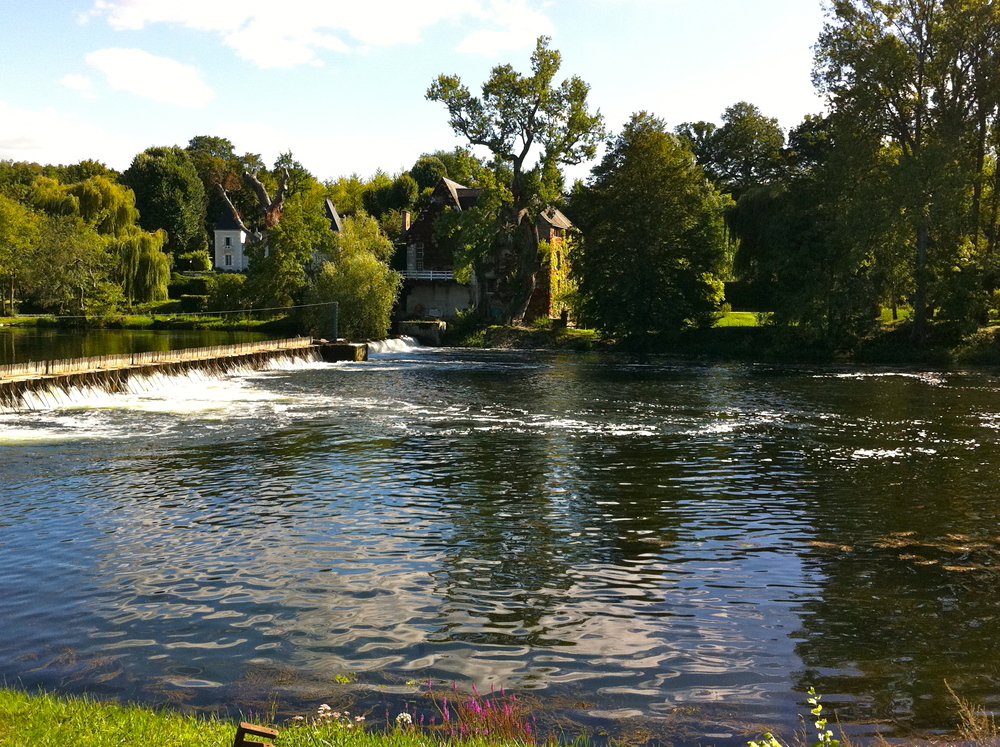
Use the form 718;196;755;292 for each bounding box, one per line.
121;146;208;259
22;216;120;314
54;160;115;185
64;176;140;237
424;148;485;188
303;214;401;340
26;173;172;308
362;173;418;218
409;156;449;191
109;229;171;303
205;272;247;311
242;182;333;308
678;102;785;199
815;0;1000;339
427;35;604;322
0;161;44;201
0;194;40;315
569;113;730;338
325;174;368;216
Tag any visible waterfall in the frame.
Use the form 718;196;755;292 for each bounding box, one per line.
0;351;320;414
368;336;422;355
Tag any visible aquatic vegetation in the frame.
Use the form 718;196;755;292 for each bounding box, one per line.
748;690;838;747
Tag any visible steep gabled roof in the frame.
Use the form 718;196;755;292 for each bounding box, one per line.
214;210;243;232
440;178;483;210
324;198;343;232
540;206;573;230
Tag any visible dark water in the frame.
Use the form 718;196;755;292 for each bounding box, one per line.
0;327;271;364
2;342;1000;741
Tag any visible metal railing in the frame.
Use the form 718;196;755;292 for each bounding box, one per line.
0;338;316;381
402;270;456;281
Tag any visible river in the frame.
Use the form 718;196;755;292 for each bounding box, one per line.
2;337;999;743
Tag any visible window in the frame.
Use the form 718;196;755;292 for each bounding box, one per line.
225;236;232;247
224;254;232;267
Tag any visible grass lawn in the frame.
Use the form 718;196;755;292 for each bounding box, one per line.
714;311;760;327
0;688;537;747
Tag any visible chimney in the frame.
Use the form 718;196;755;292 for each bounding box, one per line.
402;211;411;232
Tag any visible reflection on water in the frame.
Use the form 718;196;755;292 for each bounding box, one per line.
2;346;1000;738
0;327;271;364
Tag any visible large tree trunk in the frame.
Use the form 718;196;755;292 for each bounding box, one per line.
911;219;931;342
507;222;541;325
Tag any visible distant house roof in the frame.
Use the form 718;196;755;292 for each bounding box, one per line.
441;178;483;210
214;210;243;232
540;206;573;230
325;198;343;232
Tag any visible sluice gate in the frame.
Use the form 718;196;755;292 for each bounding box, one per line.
0;338;367;410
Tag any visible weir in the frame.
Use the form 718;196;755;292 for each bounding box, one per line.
0;337;368;410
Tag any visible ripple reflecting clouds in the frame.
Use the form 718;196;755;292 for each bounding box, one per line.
4;351;1000;733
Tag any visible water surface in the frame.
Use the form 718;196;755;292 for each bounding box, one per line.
2;343;999;740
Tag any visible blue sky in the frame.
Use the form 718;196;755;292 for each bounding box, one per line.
0;0;829;184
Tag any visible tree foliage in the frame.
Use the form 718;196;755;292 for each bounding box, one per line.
304;214;401;340
110;229;171;303
427;36;604;322
122;146;208;257
569;113;730;338
815;0;1000;338
676;102;785;199
0;194;40;315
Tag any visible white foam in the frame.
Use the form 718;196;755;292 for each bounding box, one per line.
1;354;318;415
368;336;422;355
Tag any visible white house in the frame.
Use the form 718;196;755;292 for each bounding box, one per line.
213;200;342;272
213;211;249;271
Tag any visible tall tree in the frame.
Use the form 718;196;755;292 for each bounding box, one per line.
303;214;401;340
728;113;905;344
677;102;785;199
121;146;208;262
815;0;1000;339
0;194;40;315
22;216;120;314
427;36;604;322
569;113;730;339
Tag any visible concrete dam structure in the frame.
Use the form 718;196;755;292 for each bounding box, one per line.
0;338;367;411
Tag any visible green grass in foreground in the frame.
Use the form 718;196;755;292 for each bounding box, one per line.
0;688;534;747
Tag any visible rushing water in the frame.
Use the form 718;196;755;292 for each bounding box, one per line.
2;341;1000;741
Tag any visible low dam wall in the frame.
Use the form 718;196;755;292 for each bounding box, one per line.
0;338;367;410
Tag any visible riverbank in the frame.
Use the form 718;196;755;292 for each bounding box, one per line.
1;686;990;747
0;314;296;334
0;688;529;747
448;319;1000;366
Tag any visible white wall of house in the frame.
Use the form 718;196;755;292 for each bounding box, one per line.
214;228;249;271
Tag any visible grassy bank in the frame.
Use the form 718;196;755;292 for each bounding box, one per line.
0;314;296;334
449;312;1000;366
0;688;533;747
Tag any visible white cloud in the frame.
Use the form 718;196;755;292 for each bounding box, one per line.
87;0;551;67
85;48;215;107
0;101;139;168
60;74;98;98
457;0;554;56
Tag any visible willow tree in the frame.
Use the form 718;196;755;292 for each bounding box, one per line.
427;36;604;323
304;214;401;340
110;230;170;303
